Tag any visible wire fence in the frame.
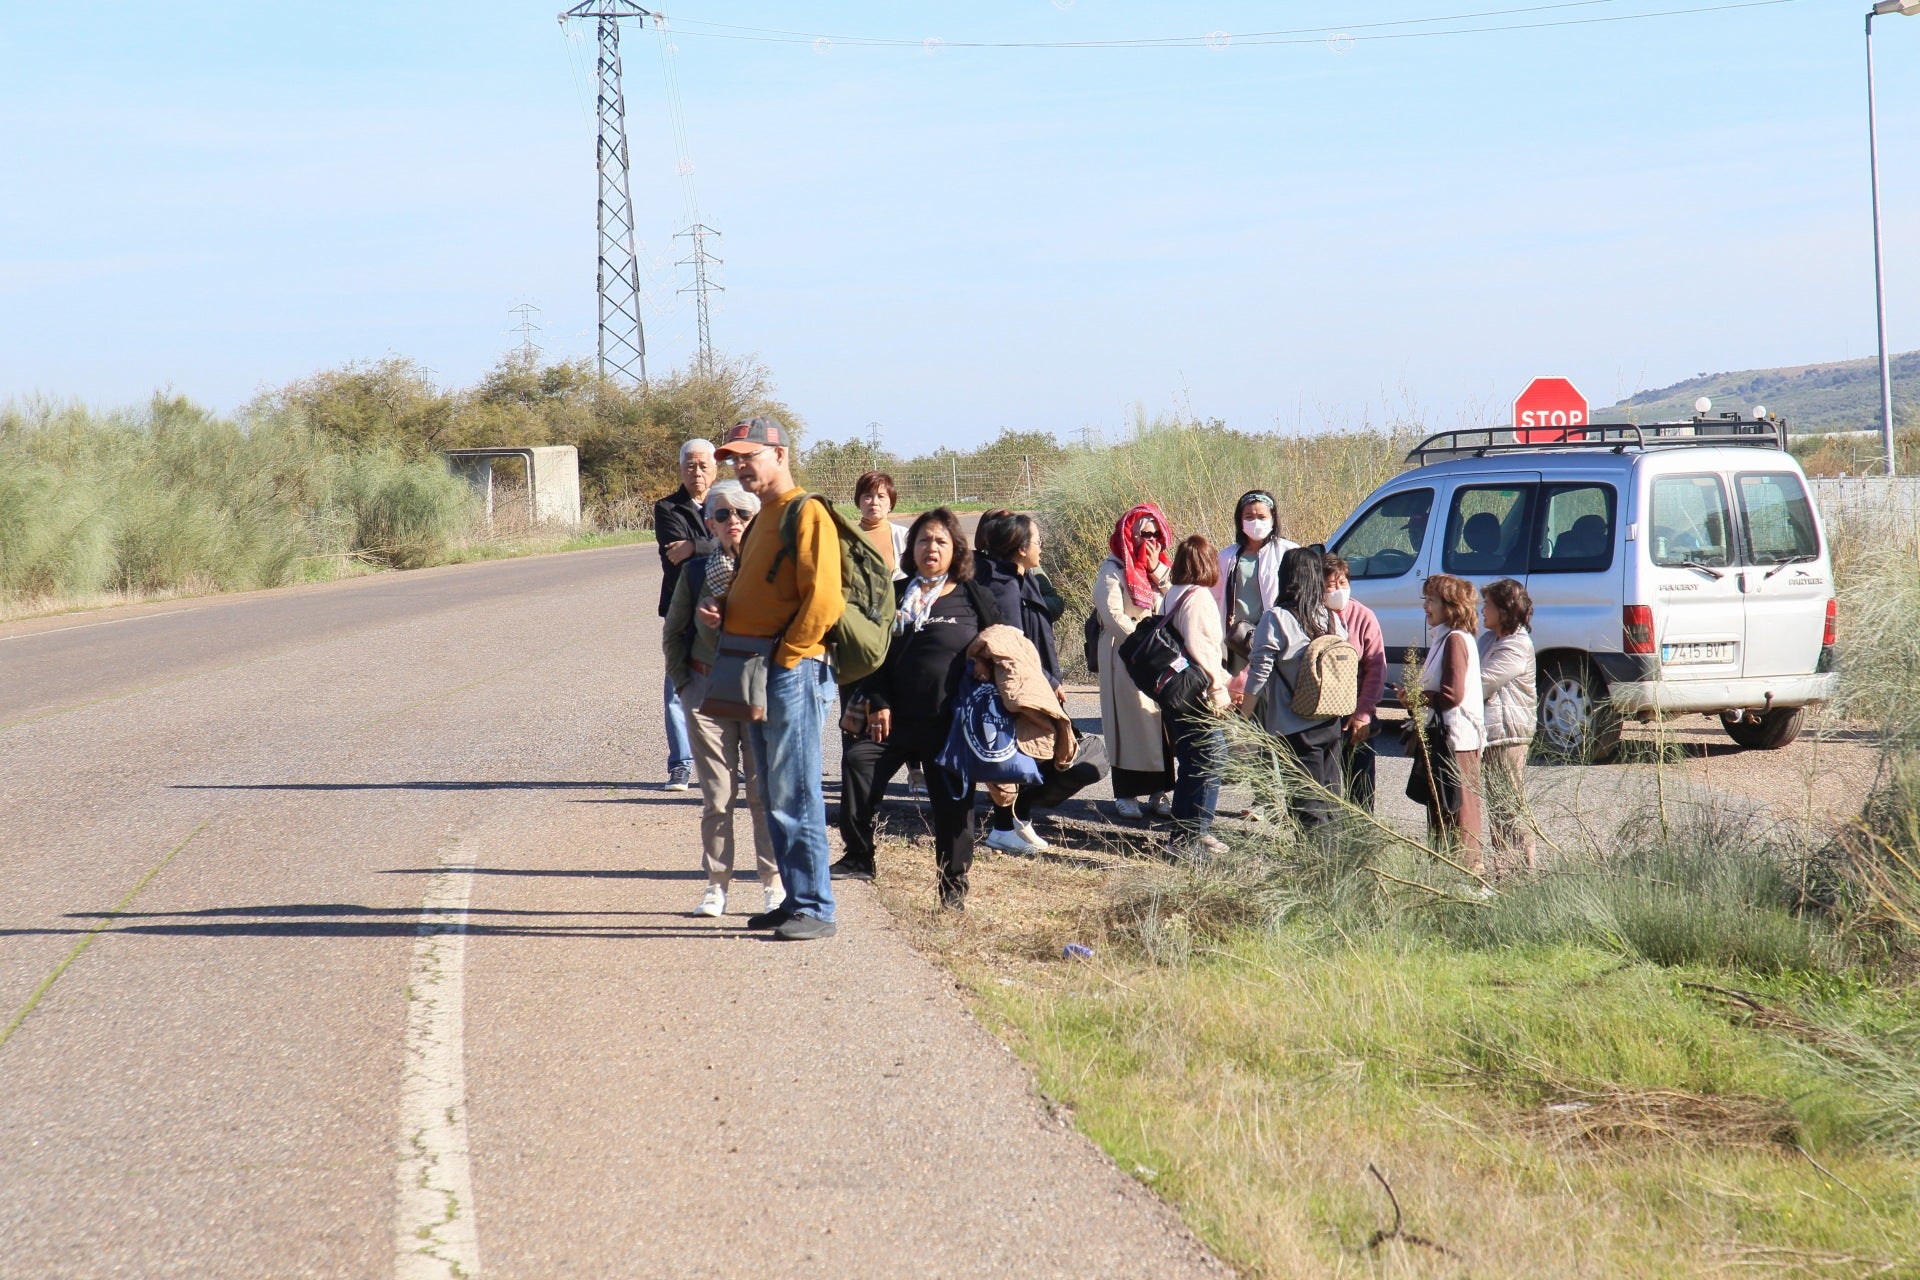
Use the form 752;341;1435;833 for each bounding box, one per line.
1811;476;1920;544
797;456;1055;509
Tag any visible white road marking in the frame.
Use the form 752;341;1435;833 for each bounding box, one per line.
395;841;481;1279
0;607;202;643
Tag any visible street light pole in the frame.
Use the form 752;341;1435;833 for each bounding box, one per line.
1866;0;1918;476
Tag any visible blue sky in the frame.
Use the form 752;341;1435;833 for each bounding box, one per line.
1;1;1915;452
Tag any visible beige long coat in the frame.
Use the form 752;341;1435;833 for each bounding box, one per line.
1093;555;1169;775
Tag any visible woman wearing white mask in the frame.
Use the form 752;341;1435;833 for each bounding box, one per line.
1212;490;1298;675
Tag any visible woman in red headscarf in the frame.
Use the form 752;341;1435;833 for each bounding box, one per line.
1092;503;1176;818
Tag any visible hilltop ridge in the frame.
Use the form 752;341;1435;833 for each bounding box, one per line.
1599;350;1920;432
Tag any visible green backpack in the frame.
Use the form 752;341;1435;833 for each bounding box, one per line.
768;492;894;686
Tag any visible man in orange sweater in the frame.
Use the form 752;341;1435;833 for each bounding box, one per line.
710;417;844;941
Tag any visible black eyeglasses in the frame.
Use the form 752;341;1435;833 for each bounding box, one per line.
709;508;752;522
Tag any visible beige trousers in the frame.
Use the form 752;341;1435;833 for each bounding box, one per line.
1482;743;1537;874
682;674;778;890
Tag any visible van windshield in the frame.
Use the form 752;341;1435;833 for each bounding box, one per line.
1331;488;1433;580
1737;472;1820;563
1649;475;1734;568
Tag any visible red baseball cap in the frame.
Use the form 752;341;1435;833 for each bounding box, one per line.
714;417;790;458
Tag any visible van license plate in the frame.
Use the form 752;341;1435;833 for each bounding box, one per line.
1661;642;1734;666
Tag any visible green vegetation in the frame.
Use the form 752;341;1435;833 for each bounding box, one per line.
0;396;475;610
1602;349;1920;437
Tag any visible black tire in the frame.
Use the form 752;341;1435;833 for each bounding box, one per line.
1536;656;1623;763
1721;706;1807;751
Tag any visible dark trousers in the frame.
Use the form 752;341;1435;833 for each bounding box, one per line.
1165;702;1225;838
840;716;975;893
1279;724;1344;829
1344;737;1377;812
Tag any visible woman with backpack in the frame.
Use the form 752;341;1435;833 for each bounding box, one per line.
1238;544;1349;830
661;480;780;918
1093;504;1175;820
1402;574;1486;866
1212;490;1298;675
1478;578;1538;875
1159;536;1233;856
835;507;1001;910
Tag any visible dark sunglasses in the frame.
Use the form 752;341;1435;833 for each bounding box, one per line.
709;507;752;522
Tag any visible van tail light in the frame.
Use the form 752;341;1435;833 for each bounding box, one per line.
1623;605;1656;655
1823;598;1837;647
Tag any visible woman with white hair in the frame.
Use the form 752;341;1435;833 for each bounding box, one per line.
662;479;780;917
653;437;719;791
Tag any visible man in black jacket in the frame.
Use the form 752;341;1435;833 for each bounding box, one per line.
652;438;717;790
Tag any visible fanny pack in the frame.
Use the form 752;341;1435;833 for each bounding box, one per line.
700;634;777;721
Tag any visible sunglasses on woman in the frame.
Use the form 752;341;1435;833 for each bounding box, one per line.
709;507;752;522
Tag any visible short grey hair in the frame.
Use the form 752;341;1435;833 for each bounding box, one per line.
680;438;716;464
704;479;760;520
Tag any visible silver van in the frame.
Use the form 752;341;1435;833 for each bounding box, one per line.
1326;421;1838;759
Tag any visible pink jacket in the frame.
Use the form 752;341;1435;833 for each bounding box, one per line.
1335;598;1386;721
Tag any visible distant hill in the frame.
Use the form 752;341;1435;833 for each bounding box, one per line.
1598;350;1920;433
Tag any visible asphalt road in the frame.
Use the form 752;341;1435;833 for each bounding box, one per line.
0;548;1222;1279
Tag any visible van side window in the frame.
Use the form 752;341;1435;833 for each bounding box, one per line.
1736;473;1820;563
1649;475;1734;568
1442;485;1533;576
1531;483;1616;574
1331;488;1434;580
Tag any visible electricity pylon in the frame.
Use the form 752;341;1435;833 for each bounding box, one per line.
675;223;723;376
559;1;651;388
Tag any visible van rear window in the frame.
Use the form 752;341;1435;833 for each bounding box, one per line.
1737;473;1820;563
1531;483;1616;574
1650;475;1734;568
1331;488;1433;580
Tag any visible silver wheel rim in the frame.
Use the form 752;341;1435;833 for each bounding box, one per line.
1540;675;1592;751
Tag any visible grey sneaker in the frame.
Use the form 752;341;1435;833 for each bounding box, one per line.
666;764;693;792
773;914;839;941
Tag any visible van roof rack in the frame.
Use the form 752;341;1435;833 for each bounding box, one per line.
1405;416;1787;465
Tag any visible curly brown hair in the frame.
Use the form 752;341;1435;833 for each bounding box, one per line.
904;507;973;582
1423;573;1478;633
1482;577;1533;634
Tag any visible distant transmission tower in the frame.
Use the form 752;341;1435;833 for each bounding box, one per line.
509;303;543;361
675;224;724;375
558;1;650;388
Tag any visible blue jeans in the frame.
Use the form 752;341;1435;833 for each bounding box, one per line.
748;658;837;922
663;673;692;771
1167;703;1225;839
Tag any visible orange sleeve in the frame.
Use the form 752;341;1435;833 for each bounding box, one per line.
773;500;844;668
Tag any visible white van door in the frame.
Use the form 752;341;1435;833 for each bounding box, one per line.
1734;470;1827;680
1526;479;1622;657
1330;485;1437;660
1644;472;1746;680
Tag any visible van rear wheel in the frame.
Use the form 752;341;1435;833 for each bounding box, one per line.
1721;706;1807;751
1538;657;1623;763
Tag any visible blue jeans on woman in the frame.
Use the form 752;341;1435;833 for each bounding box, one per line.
1165;700;1225;842
748;657;837;922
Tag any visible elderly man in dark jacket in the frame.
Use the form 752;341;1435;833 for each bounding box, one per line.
652;438;717;790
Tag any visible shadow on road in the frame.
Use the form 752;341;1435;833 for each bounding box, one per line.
3;899;777;940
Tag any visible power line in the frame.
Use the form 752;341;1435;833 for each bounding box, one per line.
662;0;1802;51
509;303;543;361
675;224;723;376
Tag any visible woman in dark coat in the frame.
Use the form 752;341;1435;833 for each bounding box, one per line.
835;507;1001;910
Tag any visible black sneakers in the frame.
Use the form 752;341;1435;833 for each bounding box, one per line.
829;858;876;881
746;904;795;930
772;915;838;941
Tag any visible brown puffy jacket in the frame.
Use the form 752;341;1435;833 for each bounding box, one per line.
965;624;1077;807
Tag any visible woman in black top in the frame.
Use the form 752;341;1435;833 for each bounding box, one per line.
835;507;1000;910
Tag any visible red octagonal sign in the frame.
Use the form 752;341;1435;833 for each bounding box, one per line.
1512;377;1589;444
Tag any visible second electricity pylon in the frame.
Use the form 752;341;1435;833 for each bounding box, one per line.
675;223;723;376
559;1;650;388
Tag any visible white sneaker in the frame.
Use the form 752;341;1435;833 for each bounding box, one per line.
695;884;726;917
762;881;786;914
1113;798;1145;820
984;826;1044;856
1147;792;1174;818
1197;833;1229;855
1012;819;1051;852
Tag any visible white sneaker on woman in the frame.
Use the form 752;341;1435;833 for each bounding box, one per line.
762;880;786;915
695;884;726;917
1013;819;1051;852
1112;798;1145;820
984;825;1044;857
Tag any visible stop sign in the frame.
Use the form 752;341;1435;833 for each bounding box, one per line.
1512;377;1589;444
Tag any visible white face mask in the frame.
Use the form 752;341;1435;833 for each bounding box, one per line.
1241;517;1273;543
1326;586;1350;611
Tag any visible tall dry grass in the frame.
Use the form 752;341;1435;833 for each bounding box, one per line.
0;395;477;613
